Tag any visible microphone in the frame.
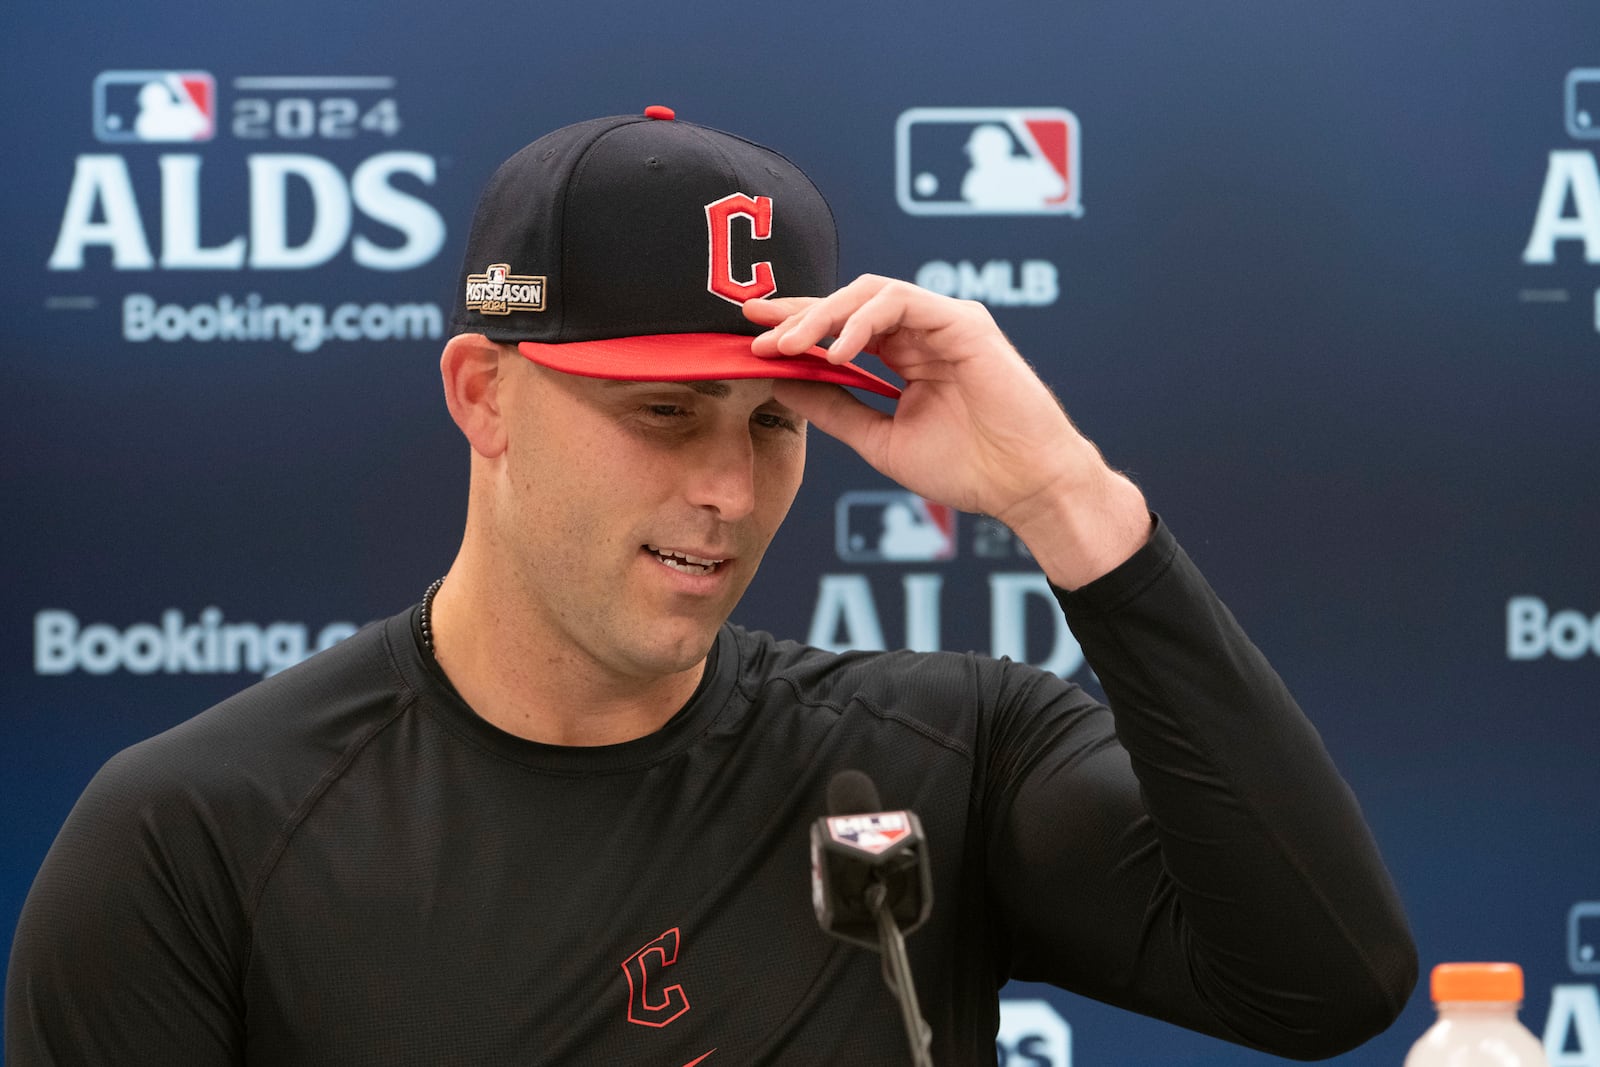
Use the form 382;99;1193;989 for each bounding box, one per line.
811;770;932;947
811;770;934;1066
828;767;880;817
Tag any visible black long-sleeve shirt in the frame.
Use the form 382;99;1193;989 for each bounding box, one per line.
6;517;1416;1064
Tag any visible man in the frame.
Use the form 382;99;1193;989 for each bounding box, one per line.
7;107;1416;1064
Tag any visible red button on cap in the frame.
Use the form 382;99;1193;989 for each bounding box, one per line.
643;105;676;121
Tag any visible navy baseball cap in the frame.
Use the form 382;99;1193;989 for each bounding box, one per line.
450;106;900;398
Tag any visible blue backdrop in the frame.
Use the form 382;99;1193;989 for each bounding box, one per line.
4;2;1598;1063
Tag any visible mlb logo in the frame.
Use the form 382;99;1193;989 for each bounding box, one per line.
827;813;911;855
1566;69;1600;139
1572;901;1600;974
835;490;957;563
896;107;1081;216
94;71;216;143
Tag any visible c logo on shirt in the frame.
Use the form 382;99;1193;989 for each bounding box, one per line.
622;927;691;1028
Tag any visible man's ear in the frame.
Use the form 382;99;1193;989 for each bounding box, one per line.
441;333;510;458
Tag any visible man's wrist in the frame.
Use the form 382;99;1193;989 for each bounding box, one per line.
1008;468;1152;591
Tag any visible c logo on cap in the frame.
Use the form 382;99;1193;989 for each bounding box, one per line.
705;192;777;305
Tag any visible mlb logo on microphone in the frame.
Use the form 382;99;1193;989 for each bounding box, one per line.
896;107;1081;216
827;813;912;856
94;71;216;143
835;491;957;563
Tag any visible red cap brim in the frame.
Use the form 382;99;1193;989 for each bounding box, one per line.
517;333;901;399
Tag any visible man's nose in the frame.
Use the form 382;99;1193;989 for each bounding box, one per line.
684;428;757;522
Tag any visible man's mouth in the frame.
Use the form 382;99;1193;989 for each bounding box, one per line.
644;545;727;576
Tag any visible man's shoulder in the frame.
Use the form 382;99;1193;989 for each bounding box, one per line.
728;623;971;674
92;609;417;821
728;622;1051;687
723;624;1082;743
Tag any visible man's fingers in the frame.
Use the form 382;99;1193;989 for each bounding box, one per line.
828;286;912;365
759;276;893;358
744;297;816;356
742;296;814;326
751;275;974;369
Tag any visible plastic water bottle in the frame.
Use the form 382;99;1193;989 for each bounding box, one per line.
1405;962;1548;1066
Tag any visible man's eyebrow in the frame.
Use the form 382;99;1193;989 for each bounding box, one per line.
603;380;733;398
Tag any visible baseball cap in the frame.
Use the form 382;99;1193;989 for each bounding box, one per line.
450;105;900;399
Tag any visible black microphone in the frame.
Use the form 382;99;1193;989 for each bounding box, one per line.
828;768;881;820
811;770;934;1066
811;770;932;948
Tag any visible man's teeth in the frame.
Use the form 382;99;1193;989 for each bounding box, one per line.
646;546;725;574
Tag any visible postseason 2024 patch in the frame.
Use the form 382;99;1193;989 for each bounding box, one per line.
463;263;546;315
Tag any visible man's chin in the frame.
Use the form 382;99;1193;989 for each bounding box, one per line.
625;624;723;680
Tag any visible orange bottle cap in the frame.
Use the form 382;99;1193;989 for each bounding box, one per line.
1430;962;1524;1002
